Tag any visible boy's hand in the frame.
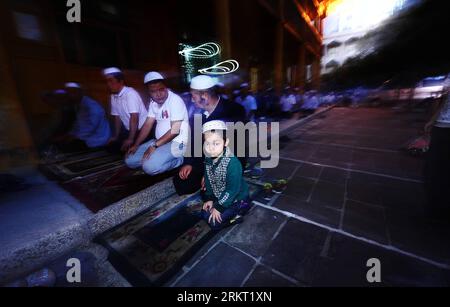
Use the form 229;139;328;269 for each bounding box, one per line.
203;201;213;212
208;208;222;226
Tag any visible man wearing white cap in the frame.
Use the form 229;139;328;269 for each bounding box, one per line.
173;75;246;195
125;72;189;175
280;86;296;118
235;83;258;121
103;67;148;152
64;82;111;149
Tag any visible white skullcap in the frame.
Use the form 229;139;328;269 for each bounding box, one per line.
144;71;164;84
65;82;81;89
233;90;241;95
240;83;249;88
190;75;216;90
103;67;122;76
202;120;228;133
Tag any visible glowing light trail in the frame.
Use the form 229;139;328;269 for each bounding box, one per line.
198;60;240;75
178;42;221;59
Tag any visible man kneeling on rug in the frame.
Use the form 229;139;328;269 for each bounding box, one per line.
126;72;189;175
201;120;251;230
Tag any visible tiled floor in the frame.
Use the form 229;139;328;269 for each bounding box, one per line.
170;106;450;287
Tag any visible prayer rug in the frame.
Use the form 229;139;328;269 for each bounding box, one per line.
62;166;177;213
96;184;263;286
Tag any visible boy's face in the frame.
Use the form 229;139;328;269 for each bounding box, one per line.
203;131;229;158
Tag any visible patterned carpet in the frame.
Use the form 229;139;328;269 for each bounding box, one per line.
62;166;177;213
96;184;262;286
39;150;123;182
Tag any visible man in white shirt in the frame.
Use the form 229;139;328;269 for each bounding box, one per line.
236;83;258;121
126;72;188;175
103;67;148;152
280;87;296;118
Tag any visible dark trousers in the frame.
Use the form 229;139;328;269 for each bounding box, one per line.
173;163;204;196
201;202;240;231
424;126;450;216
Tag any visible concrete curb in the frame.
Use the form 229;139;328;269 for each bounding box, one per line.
0;178;178;284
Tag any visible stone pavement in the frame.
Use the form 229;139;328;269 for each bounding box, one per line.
167;106;450;287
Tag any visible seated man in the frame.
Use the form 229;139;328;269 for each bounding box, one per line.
300;91;319;115
280;87;296;119
126;72;189;175
42;84;111;153
235;83;258;122
173;75;246;196
103;67;148;153
65;82;111;149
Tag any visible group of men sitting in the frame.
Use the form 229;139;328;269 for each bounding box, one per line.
45;68;247;196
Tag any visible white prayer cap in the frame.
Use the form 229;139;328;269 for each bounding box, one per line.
202;120;228;133
144;71;164;84
64;82;81;89
233;90;241;95
240;83;249;88
190;75;216;90
103;67;122;76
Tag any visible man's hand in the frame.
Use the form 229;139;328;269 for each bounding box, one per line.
203;201;213;212
179;165;193;180
142;145;156;161
121;139;134;152
127;144;139;157
208;208;222;226
107;137;118;145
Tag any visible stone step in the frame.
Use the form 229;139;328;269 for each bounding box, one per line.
0;177;177;283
